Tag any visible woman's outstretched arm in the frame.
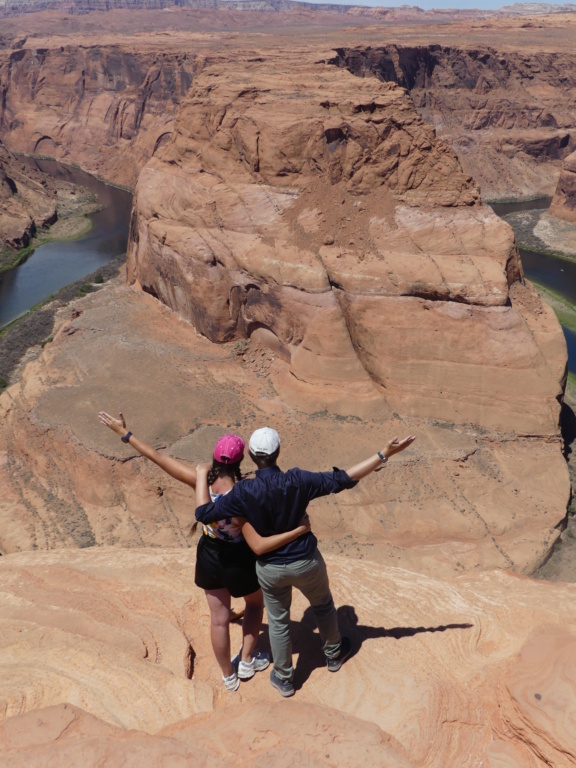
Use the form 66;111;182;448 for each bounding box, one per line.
98;411;197;488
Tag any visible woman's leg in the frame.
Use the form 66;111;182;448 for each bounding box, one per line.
240;588;264;662
204;588;234;677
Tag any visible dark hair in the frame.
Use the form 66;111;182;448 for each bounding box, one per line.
191;458;243;536
249;448;280;469
207;458;242;486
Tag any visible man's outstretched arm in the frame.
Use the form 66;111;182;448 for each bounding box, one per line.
346;435;416;481
298;434;416;501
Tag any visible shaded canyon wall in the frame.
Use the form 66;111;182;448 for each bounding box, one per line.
331;45;576;202
0;42;197;187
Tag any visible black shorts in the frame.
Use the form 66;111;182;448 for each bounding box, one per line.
195;534;260;598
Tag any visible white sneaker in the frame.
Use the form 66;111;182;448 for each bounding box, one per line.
222;671;240;691
238;650;270;680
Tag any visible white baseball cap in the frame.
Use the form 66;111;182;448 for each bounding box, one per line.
249;427;280;456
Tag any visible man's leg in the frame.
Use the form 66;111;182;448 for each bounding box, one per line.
291;549;341;660
256;562;294;681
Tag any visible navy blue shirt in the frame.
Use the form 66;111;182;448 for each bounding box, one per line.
195;465;357;564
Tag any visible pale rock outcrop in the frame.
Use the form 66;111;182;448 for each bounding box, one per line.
0;702;415;768
128;48;565;435
0;547;576;767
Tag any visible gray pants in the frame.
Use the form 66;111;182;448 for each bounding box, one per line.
256;548;341;681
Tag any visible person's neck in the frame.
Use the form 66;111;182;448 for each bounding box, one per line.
211;475;235;493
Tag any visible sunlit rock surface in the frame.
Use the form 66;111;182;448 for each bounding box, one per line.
128;49;565;436
0;282;568;576
0;548;575;767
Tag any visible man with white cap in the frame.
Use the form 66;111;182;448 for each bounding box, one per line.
196;427;415;697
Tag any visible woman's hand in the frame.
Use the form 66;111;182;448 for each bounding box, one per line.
196;462;212;474
98;411;127;437
299;513;311;534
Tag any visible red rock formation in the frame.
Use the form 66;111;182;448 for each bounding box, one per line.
0;43;195;188
0;278;568;576
0;140;57;253
549;150;576;223
128;49;565;434
332;45;576;200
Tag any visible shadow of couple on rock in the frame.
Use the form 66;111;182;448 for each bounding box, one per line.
258;605;473;691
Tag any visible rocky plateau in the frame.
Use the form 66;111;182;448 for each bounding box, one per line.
1;6;576;767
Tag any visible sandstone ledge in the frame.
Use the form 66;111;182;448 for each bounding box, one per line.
0;547;575;767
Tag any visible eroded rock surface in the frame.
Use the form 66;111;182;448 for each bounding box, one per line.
128;48;565;435
332;45;576;201
0;548;576;767
549;149;576;223
0;140;57;254
0;281;568;576
0;42;195;188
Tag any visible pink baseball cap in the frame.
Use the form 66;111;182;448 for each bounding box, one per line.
213;434;245;464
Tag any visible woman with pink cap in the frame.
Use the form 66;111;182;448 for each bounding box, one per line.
98;411;309;692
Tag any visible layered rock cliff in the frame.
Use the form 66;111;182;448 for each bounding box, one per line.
0;140;57;256
128;48;565;434
549;149;576;223
332;45;576;200
0;43;195;187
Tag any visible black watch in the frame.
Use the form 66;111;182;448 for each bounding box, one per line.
121;431;132;443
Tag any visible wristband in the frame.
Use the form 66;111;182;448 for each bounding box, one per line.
121;431;132;444
377;450;388;464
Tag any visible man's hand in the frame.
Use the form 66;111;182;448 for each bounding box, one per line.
98;411;127;437
383;435;416;459
346;434;416;481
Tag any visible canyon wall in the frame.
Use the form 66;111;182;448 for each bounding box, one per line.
0;26;570;568
0;41;196;187
0;140;57;253
0;41;569;576
549;149;576;223
332;45;576;201
0;16;575;768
